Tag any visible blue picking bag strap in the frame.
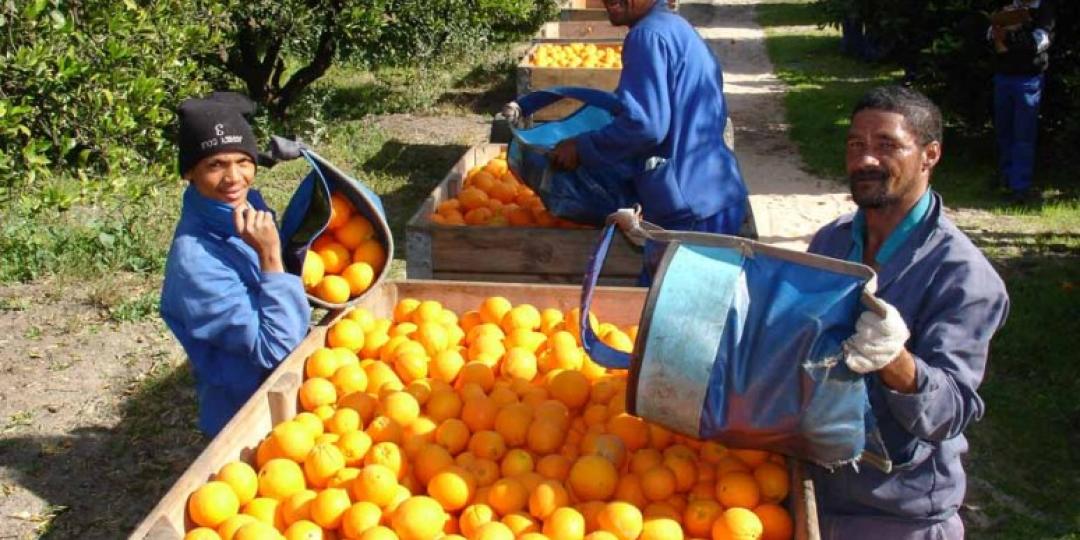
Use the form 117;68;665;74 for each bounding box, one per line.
580;223;633;369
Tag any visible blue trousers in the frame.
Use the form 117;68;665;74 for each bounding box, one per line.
638;203;747;286
993;73;1043;193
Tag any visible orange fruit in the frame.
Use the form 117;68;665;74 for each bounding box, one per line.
327;318;365;351
461;396;498;433
493;401;534;448
488;477;529;516
241;496;280;528
581;433;627;470
328;193;355;230
328;467;360;490
282;519;323;540
640;518;683;540
753;503;794;540
478;296;513;325
502;512;539;536
335;215;375;249
463;458;501;488
536;455;571;481
500;304;542;333
501;347;538;382
392;298;421;323
392;496;448;540
567;455;618;502
299;377;337;412
414;444;456;485
717;456;751;476
684;499;723;538
528;480;570;520
231;521;279;540
215;514;256;540
526;419;566;455
184;527;222;540
606;414;648;452
340;501;383;539
301;251;325;290
753;462;790;503
596;501;643;540
613;474;648;509
716;472;761;509
364;441;405;479
584;533;619;540
469;430;507;461
548;369;590;409
339;392;379;426
216;462;258;506
542;507;586;540
307;487;350;530
357;526;398;540
430;349;466;383
664;455;698;493
316;275;351;304
382;391;421;426
305;348;340;380
189;481;240;528
331;364;368;400
279;489;317;527
473;522;515;540
629;448;664;475
459;187;490;211
436;418;472;455
500;448;535;477
316;240;351;274
712;507;763;540
352;238;386;271
257;459;306;501
426;389;464;423
351;463;398;507
341;262;375;295
459;503;496;537
304;443;346;488
427;467;476;511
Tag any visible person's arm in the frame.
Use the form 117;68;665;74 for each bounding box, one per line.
175;250;309;371
877;264;1009;442
576;29;673;168
1005;1;1055;54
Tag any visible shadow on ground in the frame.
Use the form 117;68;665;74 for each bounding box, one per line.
0;364;205;538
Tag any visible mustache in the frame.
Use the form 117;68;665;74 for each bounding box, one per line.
849;168;888;183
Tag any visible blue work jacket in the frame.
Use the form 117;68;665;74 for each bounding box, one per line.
576;1;747;227
807;191;1009;530
160;186;309;436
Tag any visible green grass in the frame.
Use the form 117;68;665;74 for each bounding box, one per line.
758;2;1080;538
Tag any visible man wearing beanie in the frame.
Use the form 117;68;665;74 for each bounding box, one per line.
160;92;309;436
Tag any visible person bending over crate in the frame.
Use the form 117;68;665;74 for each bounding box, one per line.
505;0;748;283
809;86;1009;538
160;92;309;437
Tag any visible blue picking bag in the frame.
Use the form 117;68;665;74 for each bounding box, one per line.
278;144;394;310
581;216;891;470
508;87;642;226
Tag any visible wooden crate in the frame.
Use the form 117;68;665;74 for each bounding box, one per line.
534;20;628;43
516;42;622;122
131;280;820;540
405;143;643;285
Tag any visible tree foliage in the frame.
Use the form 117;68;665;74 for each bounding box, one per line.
214;0;559;118
0;0;228;192
815;0;1080;158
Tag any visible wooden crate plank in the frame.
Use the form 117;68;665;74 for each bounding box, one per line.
534;21;628;42
428;225;640;275
561;9;610;21
431;271;640;287
516;42;622;122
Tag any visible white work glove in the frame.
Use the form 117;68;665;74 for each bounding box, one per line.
843;296;910;374
501;101;523;127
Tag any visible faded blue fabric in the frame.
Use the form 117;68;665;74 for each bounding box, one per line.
575;1;748;226
161;186;309;436
994;73;1043;193
807;191;1010;527
849;188;933;265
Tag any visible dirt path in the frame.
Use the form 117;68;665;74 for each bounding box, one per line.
683;0;855;249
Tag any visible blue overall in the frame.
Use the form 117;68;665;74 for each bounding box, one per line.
806;190;1010;538
160;186;310;436
576;1;748;232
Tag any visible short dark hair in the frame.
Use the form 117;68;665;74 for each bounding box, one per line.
852;86;943;146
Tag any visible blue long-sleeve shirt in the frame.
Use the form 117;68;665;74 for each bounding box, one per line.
161;186;309;436
576;1;747;227
806;191;1009;529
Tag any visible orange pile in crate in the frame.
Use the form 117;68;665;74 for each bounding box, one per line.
184;297;794;540
430;153;586;229
530;43;623;69
302;194;387;304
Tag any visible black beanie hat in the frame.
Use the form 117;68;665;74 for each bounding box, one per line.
177;91;259;176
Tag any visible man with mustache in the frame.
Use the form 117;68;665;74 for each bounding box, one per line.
510;0;747;283
806;86;1009;538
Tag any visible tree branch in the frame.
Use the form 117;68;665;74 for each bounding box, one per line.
271;7;341;118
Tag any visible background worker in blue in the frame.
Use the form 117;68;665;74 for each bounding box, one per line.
528;1;748;245
988;0;1055;203
160;93;309;436
808;86;1009;539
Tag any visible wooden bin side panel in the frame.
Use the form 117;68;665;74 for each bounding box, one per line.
129;326;328;540
534;21;628;42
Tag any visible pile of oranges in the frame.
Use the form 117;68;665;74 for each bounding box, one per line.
184;296;794;540
430;153;585;229
530;44;622;69
302;194;388;304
